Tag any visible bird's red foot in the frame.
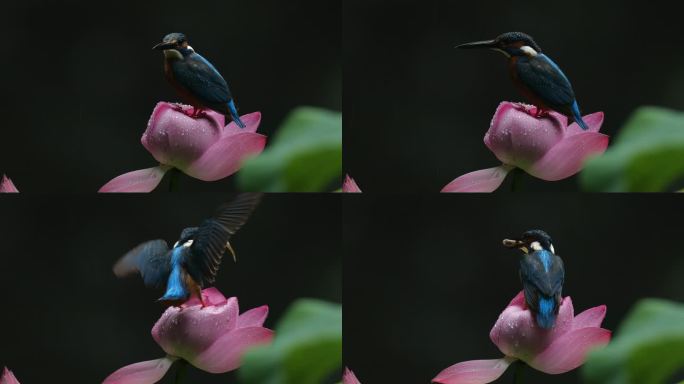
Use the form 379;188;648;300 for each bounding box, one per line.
534;108;548;118
190;107;205;118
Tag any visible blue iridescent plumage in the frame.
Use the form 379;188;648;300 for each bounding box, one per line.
158;248;189;301
458;32;589;130
537;297;556;329
504;229;565;329
113;193;261;306
153;32;246;128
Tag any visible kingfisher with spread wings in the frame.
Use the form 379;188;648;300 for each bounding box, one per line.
113;193;262;306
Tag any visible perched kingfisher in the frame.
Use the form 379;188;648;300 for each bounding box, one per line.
503;229;565;329
153;32;246;128
113;193;262;306
458;32;589;130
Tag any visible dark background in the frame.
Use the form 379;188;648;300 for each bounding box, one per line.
344;195;684;383
0;0;341;192
343;0;684;192
0;194;341;383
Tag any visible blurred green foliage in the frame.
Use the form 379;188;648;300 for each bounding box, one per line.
237;107;342;192
582;299;684;384
581;107;684;191
239;299;342;384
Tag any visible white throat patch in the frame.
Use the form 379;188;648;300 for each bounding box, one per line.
550;244;555;254
173;239;194;248
520;45;538;57
530;241;543;251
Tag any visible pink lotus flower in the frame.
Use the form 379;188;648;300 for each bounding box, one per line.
100;102;266;192
432;291;611;384
343;367;361;384
1;367;20;384
103;288;273;384
0;175;18;193
342;174;362;192
442;102;608;192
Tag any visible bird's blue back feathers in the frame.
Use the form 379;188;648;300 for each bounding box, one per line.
537;250;553;272
159;248;188;301
536;296;557;329
193;52;223;79
538;54;570;84
539;54;588;130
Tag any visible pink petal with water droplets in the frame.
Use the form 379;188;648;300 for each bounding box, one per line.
572;305;607;330
342;174;362;192
432;358;514;384
238;306;269;328
526;132;609;181
102;357;175;384
181;287;228;308
1;367;20;384
98;166;170;193
490;292;575;361
183;132;266;181
221;112;262;136
191;326;274;373
142;102;222;168
0;175;18;193
565;112;605;136
152;297;240;359
343;367;361;384
441;165;512;193
530;327;611;374
485;102;565;166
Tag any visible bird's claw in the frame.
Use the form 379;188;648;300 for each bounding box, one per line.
534;108;548;118
189;107;205;118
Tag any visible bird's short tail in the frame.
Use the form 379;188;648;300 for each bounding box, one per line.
570;100;588;130
227;99;246;128
536;296;557;329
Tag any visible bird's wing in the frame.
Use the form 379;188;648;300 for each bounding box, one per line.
172;52;232;106
113;240;171;288
549;254;565;295
519;252;562;310
516;54;575;110
184;193;263;286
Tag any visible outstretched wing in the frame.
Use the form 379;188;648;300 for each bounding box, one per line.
185;193;263;286
113;240;171;288
172;52;232;108
516;54;575;111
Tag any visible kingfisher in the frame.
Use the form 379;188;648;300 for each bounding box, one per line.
503;229;565;329
113;193;262;306
153;32;246;128
458;32;589;130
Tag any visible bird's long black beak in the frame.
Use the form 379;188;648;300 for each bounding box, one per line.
152;41;175;50
502;238;524;248
456;39;497;49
